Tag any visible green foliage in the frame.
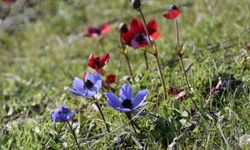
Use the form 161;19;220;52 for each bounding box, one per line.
1;0;250;149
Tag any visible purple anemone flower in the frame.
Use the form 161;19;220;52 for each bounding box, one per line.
69;72;102;97
105;84;149;112
51;105;76;122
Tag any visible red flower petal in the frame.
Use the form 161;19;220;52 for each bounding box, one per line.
147;20;158;35
130;19;145;33
121;19;160;49
87;54;96;69
87;53;110;71
83;24;111;38
147;20;160;40
106;74;117;84
100;53;110;65
122;19;145;46
3;0;17;5
163;5;181;20
246;45;250;51
168;87;182;95
100;24;112;35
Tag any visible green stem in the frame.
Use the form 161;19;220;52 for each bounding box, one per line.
174;19;192;91
178;56;191;91
138;8;152;44
124;53;133;77
138;8;151;71
95;102;110;132
125;113;137;134
143;51;149;70
67;121;81;150
120;33;133;78
138;7;167;101
154;54;167;101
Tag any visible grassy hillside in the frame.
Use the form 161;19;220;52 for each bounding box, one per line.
0;0;250;149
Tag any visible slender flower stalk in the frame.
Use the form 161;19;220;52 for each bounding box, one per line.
67;121;81;150
125;112;138;134
119;24;133;77
143;51;149;70
154;51;167;101
173;18;192;92
95;102;110;132
138;7;167;100
124;52;133;77
138;8;150;70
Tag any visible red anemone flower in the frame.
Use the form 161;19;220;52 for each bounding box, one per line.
121;19;160;49
105;74;117;84
87;53;110;74
163;5;181;20
3;0;17;5
83;24;112;38
246;45;250;51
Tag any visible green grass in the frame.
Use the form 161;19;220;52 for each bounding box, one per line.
0;0;250;149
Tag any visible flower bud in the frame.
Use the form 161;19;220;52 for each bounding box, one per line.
119;23;128;33
171;4;178;10
130;0;141;10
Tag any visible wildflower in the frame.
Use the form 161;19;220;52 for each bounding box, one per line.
3;0;17;5
163;5;181;20
121;19;160;49
83;24;112;38
168;86;182;95
87;53;110;74
105;84;149;112
51;105;76;122
246;45;250;51
69;72;102;97
130;0;141;10
119;23;129;34
176;91;187;101
105;74;117;84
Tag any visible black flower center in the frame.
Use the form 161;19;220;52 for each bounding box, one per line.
93;28;101;34
122;99;132;109
85;80;94;89
120;23;128;33
171;5;178;10
135;33;144;42
135;33;146;43
94;58;101;67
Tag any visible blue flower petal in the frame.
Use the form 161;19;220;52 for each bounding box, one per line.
120;108;132;112
105;92;121;110
85;90;96;97
133;102;148;110
94;80;102;92
68;88;86;96
119;84;133;100
72;77;84;91
51;105;75;122
132;89;149;108
85;72;101;84
93;72;101;81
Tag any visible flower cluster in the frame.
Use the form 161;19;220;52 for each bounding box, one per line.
49;2;188;149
